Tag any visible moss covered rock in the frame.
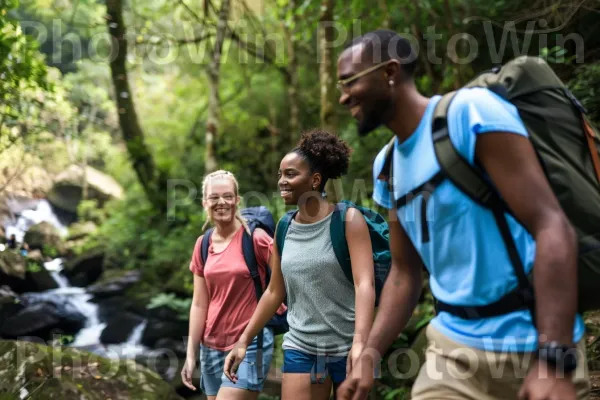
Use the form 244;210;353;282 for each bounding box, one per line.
23;222;65;254
0;340;183;399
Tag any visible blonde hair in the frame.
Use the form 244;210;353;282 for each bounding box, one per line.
201;170;250;235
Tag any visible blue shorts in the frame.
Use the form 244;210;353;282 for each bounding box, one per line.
282;349;348;384
200;327;274;396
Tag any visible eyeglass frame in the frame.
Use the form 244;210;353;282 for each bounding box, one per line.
336;59;397;92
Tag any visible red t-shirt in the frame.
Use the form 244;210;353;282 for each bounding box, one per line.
189;226;284;351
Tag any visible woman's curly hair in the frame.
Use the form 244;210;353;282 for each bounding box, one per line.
293;129;353;185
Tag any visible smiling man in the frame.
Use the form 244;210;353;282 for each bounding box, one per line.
335;29;590;400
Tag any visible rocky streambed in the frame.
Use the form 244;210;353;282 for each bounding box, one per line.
0;198;199;399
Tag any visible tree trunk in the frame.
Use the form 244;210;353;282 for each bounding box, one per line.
106;0;167;211
319;0;337;133
443;0;462;89
378;0;390;28
204;0;231;174
410;4;436;89
319;0;342;202
284;0;300;142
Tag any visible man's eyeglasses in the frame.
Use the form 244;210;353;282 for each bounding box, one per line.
336;59;396;92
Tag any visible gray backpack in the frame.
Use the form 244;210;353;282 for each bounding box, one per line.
380;56;600;319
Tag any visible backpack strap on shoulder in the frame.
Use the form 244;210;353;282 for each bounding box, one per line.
200;228;214;265
275;210;297;258
240;223;267;380
378;136;397;185
330;201;354;286
431;91;536;323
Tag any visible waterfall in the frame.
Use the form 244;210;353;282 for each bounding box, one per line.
69;293;106;348
4;199;68;243
44;258;69;289
3;198;148;362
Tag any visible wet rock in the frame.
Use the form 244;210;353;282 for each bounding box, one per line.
63;247;104;287
88;270;141;299
23;221;65;253
1;302;86;339
48;165;124;213
100;312;145;345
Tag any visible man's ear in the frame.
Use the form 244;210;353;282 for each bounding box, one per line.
384;59;402;83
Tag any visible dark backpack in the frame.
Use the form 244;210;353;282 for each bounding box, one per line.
380;55;600;319
275;200;392;306
200;206;289;338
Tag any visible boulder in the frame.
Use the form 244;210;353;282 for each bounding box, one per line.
0;339;184;400
141;319;189;349
63;247;104;287
26;249;46;264
0;302;86;339
0;249;26;280
26;268;59;292
0;285;24;327
67;221;98;241
47;165;124;213
88;270;141;299
0;251;58;293
24;221;65;253
0;250;28;293
100;312;145;345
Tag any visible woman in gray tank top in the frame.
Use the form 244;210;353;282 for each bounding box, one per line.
224;129;376;399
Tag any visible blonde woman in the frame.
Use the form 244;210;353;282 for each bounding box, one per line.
181;170;283;399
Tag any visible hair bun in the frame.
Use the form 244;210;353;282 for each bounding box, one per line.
296;129;352;180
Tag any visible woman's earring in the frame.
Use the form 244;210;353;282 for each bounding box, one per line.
389;80;394;86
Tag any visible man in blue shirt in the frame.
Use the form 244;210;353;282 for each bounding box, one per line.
336;30;589;400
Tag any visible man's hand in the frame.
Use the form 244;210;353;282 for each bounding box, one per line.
518;361;577;400
338;353;375;400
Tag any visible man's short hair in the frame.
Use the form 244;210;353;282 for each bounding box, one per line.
347;29;418;77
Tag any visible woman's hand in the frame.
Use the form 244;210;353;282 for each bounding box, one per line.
223;342;248;383
181;356;198;391
347;341;365;375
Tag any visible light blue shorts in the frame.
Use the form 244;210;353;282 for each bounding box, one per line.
200;327;274;396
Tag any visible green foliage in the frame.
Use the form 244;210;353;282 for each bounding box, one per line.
147;292;192;320
568;62;600;125
77;200;106;225
41;244;57;259
26;260;41;272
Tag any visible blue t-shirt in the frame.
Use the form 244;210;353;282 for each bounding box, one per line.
372;87;585;352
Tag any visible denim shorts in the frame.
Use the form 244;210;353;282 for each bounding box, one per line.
200;327;274;396
282;349;348;384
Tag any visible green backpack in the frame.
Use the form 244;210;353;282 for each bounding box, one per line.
275;200;392;306
381;55;600;318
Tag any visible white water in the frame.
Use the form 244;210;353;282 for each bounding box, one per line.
4;199;148;360
4;199;68;243
112;320;148;359
44;258;70;288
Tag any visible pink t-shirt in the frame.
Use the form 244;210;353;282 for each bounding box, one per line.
189;226;285;351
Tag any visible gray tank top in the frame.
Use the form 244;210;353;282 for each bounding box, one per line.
280;211;356;356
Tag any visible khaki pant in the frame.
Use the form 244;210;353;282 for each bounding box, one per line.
411;324;591;400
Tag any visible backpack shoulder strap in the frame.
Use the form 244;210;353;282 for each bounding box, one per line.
200;228;214;266
241;226;264;302
377;136;397;185
275;210;297;258
432;91;512;211
330;201;354;286
431;90;535;322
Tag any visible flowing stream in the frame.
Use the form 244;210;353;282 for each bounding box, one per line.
2;198;148;360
